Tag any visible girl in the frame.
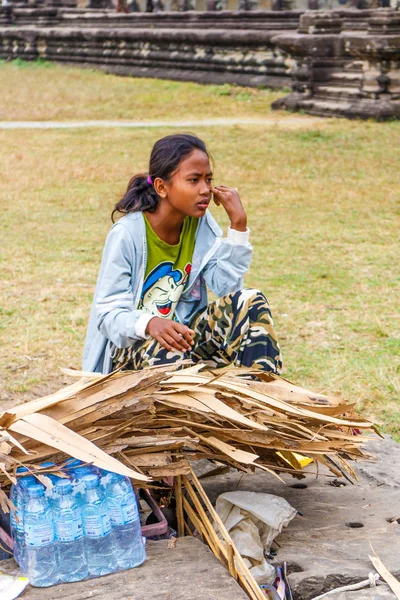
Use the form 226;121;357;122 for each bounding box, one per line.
83;134;282;375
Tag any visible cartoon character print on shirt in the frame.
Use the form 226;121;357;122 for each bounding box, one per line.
140;262;192;319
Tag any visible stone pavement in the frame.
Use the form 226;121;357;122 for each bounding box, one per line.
0;537;248;600
0;436;398;600
200;436;400;600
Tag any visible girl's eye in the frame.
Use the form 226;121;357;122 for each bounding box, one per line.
189;178;198;183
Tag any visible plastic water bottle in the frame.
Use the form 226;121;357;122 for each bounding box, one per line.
53;479;89;583
64;459;99;478
10;467;27;565
24;484;58;587
65;460;96;504
105;472;146;570
81;474;117;576
10;468;37;568
38;462;63;507
15;476;38;569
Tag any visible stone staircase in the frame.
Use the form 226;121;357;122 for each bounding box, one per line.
272;10;400;120
309;62;364;113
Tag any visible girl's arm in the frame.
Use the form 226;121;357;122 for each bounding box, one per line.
211;185;247;232
202;186;252;296
94;223;149;348
201;213;252;297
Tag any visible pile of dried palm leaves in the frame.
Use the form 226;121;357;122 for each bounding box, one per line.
0;363;379;511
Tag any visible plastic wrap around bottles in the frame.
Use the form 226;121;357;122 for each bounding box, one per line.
24;484;58;587
10;463;146;587
53;479;88;583
103;472;146;570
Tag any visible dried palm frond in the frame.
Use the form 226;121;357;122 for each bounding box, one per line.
0;363;378;510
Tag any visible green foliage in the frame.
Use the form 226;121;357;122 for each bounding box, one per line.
234;92;253;102
35;57;54;68
209;83;233;96
9;57;54;69
293;129;332;143
11;57;31;68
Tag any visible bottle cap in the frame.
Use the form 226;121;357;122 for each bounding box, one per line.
109;471;124;482
82;474;99;489
16;466;29;474
55;479;73;494
19;476;37;489
38;461;62;483
26;484;45;497
73;465;93;479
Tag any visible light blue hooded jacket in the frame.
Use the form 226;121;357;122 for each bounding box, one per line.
82;210;252;373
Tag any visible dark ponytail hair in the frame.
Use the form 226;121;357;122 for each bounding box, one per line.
112;133;209;222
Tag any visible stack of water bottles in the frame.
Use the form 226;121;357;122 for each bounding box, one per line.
9;461;146;587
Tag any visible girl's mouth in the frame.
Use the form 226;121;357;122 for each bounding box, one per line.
196;201;209;210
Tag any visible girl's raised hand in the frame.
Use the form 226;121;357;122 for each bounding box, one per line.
211;185;247;232
146;317;195;353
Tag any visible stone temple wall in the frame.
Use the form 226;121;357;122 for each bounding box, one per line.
0;6;399;119
0;9;302;88
3;8;302;28
2;0;398;12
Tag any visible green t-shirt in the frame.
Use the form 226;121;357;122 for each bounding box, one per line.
139;214;198;320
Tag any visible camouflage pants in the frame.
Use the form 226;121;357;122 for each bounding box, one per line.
113;288;282;374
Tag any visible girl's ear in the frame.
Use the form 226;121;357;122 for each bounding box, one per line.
154;177;167;199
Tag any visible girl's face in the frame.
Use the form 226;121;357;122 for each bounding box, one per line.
158;149;213;219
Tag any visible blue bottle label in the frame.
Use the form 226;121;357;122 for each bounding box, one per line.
82;510;111;537
25;521;54;547
108;496;139;526
123;498;139;524
55;510;83;542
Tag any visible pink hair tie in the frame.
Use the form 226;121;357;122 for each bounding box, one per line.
147;175;153;185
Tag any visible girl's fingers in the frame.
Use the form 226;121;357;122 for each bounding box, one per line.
156;336;172;351
168;330;193;352
212;185;230;192
153;323;194;351
183;331;195;345
211;186;225;196
212;189;223;206
163;332;185;352
175;323;194;336
212;185;239;195
169;329;191;351
174;324;195;347
155;332;178;352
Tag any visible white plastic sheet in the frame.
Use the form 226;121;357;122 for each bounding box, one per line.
0;572;30;600
215;491;297;584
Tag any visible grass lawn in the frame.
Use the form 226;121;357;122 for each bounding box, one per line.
0;60;287;122
1;61;399;439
